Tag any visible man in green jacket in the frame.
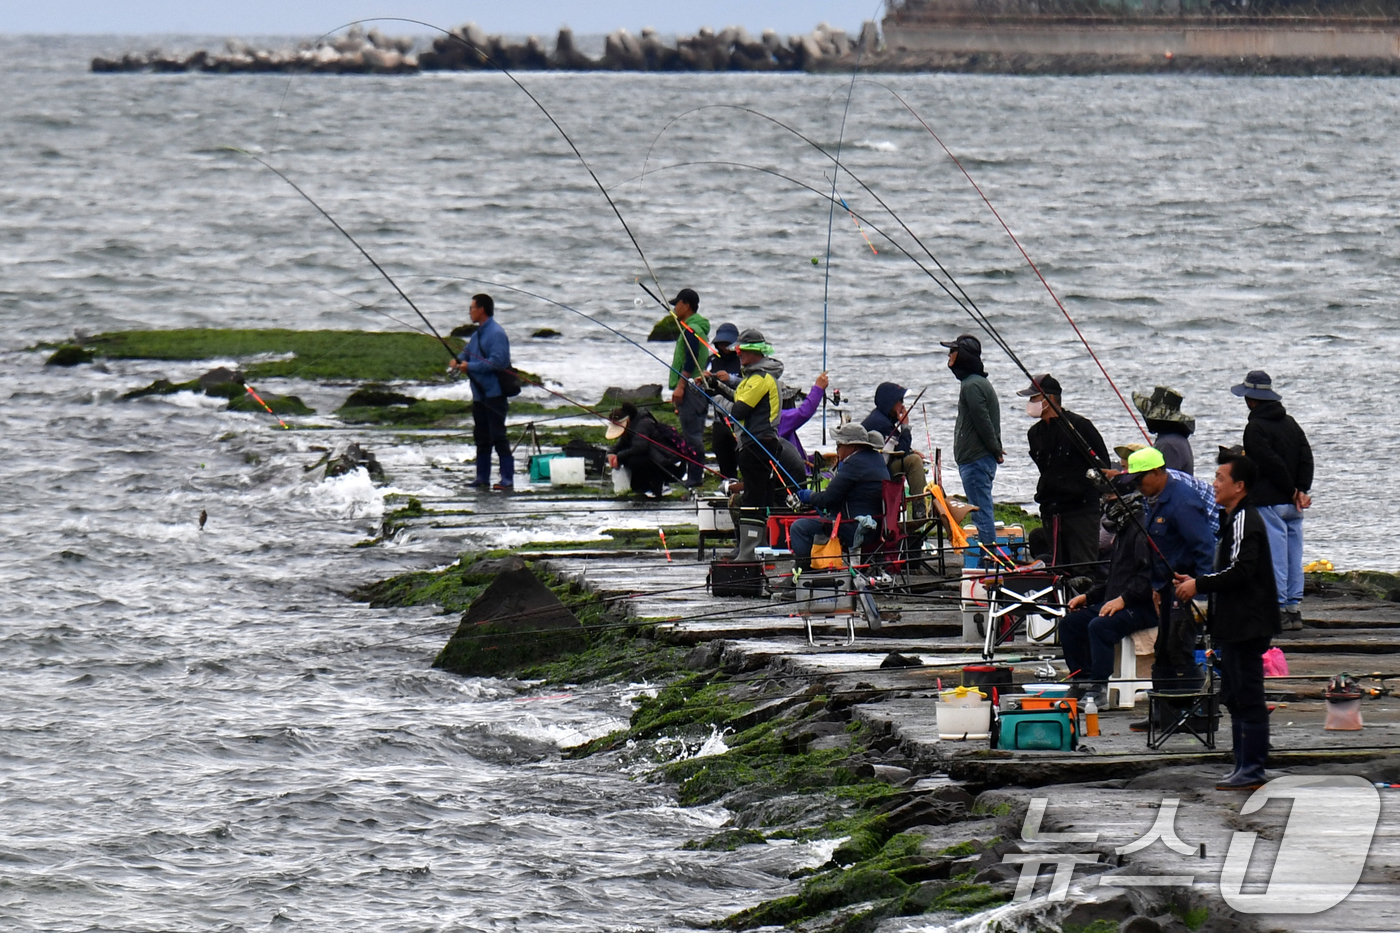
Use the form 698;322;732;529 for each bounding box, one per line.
668;287;710;487
942;334;1003;547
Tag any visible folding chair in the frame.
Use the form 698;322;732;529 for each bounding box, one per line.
980;571;1067;661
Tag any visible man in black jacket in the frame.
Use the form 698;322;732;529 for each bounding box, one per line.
1232;371;1313;631
1060;482;1156;706
1175;452;1280;792
1019;374;1111;576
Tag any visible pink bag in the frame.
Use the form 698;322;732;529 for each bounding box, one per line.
1262;647;1289;677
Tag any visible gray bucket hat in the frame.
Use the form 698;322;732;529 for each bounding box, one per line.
832;422;880;448
1133;385;1196;435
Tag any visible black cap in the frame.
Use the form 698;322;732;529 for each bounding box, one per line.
939;334;982;357
1016;373;1062;398
669;288;699;310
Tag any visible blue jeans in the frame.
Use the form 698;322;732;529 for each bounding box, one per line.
958;455;998;547
1060;602;1157;682
1260;503;1304;608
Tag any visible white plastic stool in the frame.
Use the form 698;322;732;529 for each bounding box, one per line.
1107;631;1154;709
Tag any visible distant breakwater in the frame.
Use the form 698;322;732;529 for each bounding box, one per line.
90;21;882;74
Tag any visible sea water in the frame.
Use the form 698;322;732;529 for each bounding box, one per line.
2;33;1397;929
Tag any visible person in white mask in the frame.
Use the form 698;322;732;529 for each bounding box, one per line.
1018;374;1111;578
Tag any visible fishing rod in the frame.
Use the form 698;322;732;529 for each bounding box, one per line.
623;158;1175;578
858;78;1151;443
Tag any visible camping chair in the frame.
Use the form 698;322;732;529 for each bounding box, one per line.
978;569;1067;661
860;480;931;586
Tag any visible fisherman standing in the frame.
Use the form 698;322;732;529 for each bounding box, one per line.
668;288;710;488
720;329;784;508
862;382;928;518
704;322;741;479
1174;452;1280;791
450;293;513;490
1232;371;1314;631
1020;374;1111;574
1134;385;1196;475
942;334;1003;547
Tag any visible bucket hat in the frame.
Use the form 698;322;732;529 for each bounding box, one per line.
1230;370;1282;402
713;322;739;347
1133;385;1196;435
831;422;880;448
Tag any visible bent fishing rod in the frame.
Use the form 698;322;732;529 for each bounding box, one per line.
625;158;1182;578
858;78;1150;443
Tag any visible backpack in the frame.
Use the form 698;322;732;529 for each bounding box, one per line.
650;419;701;466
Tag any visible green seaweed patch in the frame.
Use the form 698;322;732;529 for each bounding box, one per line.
85;329;464;382
338;399;473;425
994;501;1041;533
228;392;314;415
646;315;680;342
122;374;313;415
1172;903;1209;931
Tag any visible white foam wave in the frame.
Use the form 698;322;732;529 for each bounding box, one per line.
302;468;385;520
691;726;730;759
854;139;897;152
163;390;227;410
491;528;610;548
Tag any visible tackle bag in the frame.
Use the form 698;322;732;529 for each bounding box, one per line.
810;515;846;571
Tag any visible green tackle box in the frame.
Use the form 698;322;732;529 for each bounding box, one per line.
528;453;566;483
995;706;1077;752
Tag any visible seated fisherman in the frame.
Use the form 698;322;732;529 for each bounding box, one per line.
606;402;686;498
862;382;928;516
787;422;891;570
1060;478;1157;707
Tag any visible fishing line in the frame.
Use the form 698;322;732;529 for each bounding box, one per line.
858;78;1151;443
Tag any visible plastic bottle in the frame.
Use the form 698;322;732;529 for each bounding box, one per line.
1084;697;1100;737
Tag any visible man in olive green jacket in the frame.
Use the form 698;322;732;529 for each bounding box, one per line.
942;334;1003;546
668;288;710;487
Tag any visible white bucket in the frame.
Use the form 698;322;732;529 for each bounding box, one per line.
611;466;631;493
696;498;734;531
936;702;992;740
549;457;587;486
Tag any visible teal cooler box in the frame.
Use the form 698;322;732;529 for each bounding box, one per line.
960;524;1026;643
528;453;566;483
995;706;1077;752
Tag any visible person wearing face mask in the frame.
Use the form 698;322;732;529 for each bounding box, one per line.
1018;374;1111;576
1059;479;1156;708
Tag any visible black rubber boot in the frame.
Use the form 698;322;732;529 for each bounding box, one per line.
1219;718;1244;784
1217;721;1269;791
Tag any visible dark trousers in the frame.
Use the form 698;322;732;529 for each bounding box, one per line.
472;396;513;485
628;457;683;496
677;384;709;484
1218;636;1271;724
712;419;738;479
1046;507;1102;575
738;438;780;509
1060;602;1157;682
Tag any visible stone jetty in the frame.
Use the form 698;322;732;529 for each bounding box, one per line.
90;21;882;74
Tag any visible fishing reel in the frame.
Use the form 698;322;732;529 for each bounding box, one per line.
830;389;842;407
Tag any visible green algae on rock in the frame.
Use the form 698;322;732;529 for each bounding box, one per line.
84;328;465;382
45;344;95;366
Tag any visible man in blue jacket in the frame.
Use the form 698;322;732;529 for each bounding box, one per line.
789;423;891;570
862;382;928;514
1127;446;1215;709
450;293;513;490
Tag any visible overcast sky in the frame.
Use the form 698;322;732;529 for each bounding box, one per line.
0;2;883;36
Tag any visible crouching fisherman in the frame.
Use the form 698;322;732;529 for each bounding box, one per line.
1060;478;1156;707
606;403;686;499
788;423;890;572
1173;452;1280;792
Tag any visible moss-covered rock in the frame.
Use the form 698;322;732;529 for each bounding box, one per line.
646;315;680;342
45;344;94;366
228;391;314;416
337;398;472;425
433;567;589;677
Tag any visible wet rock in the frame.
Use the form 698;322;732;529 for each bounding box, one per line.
600;384;662;404
646;314;681;342
45;344;94;366
882;795;969;831
879;652;923;668
325;441;384;480
726;694;802;731
530;328;562;338
551;27;595;70
196;367;244;397
684;641;724;670
1057;891;1137;931
854;763;912;784
1121;916;1165;933
464;554;528;576
342;384;418;408
434;567;586;676
450;322;478;338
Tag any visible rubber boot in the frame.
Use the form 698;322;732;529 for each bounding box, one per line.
1217;721;1269;791
471;445;491;488
721;502;744;560
733;519;766;563
1218;718;1244;784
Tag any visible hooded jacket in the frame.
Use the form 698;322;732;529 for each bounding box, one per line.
1027;408;1110;516
863;383;913;455
669;312;710;390
951;352;1001;465
1197;499;1281;643
726;356;783;448
1242;400;1313;507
